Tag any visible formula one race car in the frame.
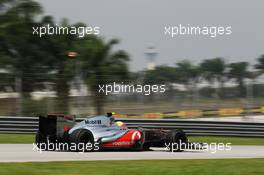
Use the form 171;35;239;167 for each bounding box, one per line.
35;113;190;152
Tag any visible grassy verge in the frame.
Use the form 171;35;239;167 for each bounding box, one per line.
1;134;264;145
189;136;264;145
0;134;34;144
0;159;263;175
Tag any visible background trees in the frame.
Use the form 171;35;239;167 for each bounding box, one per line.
77;37;130;114
255;55;264;75
144;65;178;85
0;0;55;115
175;61;202;90
39;17;81;113
228;62;251;97
200;58;226;98
0;0;264;115
0;0;46;95
0;0;131;115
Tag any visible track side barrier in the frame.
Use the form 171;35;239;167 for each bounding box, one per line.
0;116;264;137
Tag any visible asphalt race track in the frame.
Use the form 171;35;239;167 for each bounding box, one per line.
0;144;264;162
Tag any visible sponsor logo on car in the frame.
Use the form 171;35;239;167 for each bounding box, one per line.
131;131;141;142
112;141;131;146
84;120;102;125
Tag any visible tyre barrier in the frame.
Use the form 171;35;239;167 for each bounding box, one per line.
0;116;264;137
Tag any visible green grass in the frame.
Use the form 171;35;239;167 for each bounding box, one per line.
0;159;263;175
1;134;264;145
189;136;264;145
0;134;34;144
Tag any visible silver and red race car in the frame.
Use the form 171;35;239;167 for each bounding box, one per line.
35;113;192;152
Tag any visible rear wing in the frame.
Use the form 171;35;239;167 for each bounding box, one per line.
38;114;76;139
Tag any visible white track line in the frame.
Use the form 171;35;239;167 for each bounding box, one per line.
0;144;263;162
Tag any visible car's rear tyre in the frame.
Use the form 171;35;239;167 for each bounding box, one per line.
35;131;47;150
69;129;95;152
169;129;188;152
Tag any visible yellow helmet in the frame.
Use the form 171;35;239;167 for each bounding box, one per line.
116;121;126;127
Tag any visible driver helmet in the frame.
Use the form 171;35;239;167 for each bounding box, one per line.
116;121;126;128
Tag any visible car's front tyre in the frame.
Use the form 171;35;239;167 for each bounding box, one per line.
169;129;188;152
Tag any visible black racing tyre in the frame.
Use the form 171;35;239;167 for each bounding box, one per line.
142;144;151;151
134;129;145;151
35;131;46;149
69;129;95;152
133;133;145;151
169;129;188;152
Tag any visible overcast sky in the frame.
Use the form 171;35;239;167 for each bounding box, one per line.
36;0;264;71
